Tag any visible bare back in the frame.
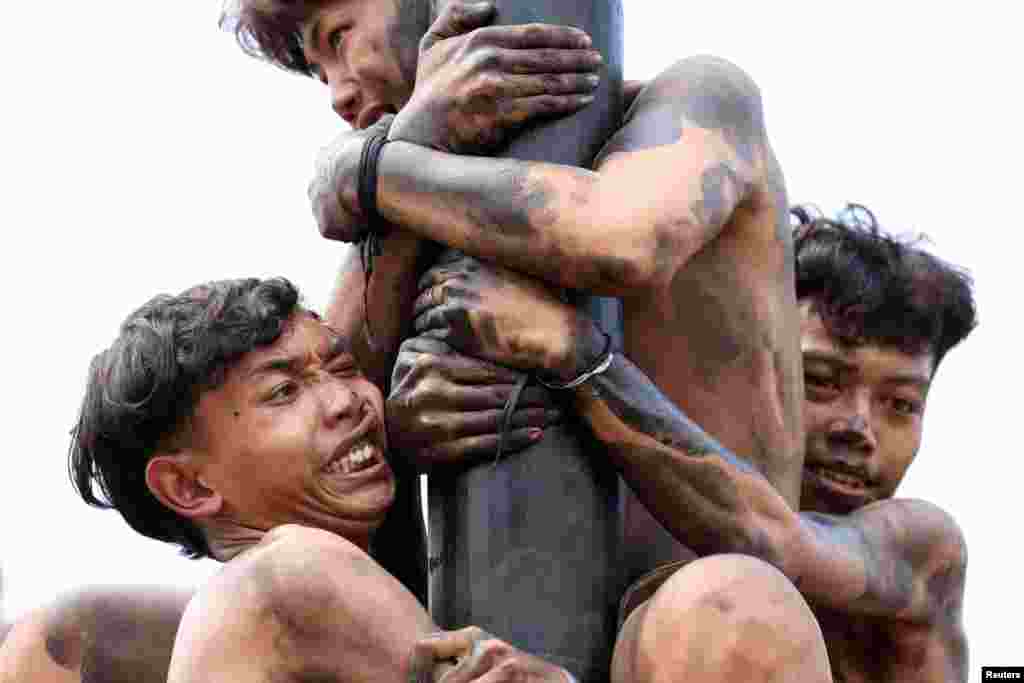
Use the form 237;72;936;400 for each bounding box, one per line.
0;586;190;683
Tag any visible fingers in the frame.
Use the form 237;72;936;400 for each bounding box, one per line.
408;628;482;683
393;336;523;385
421;0;496;53
416;428;543;467
504;71;600;96
472;23;592;50
413;302;459;335
495;93;596;127
391;401;558;445
433;630;519;683
441;406;559;436
499;46;604;75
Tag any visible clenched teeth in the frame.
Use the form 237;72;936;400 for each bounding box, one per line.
326;441;378;475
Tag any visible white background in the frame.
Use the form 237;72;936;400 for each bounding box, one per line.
1;2;1019;679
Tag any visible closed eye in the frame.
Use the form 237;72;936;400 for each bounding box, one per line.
805;372;840;398
329;361;359;378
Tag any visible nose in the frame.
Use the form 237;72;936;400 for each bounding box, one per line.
827;391;878;452
318;374;363;427
329;79;361;125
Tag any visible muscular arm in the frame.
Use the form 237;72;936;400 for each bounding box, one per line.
573;352;966;624
324;231;436;389
377;56;766;296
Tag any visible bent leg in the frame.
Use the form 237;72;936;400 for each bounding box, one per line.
611;554;832;683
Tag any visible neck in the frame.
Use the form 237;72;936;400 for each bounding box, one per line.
204;521;268;562
205;522;375;562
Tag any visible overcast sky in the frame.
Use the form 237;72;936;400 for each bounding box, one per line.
2;2;1019;678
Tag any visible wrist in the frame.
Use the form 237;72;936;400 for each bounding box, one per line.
540;318;610;388
388;102;446;152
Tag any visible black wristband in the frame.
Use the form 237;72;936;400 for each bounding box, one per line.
357;126;391;243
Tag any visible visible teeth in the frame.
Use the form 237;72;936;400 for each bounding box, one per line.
327;441;377;475
350;443;373;465
816;467;864;489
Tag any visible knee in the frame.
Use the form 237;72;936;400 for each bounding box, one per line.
614;554;830;683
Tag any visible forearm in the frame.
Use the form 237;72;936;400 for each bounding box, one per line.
571;352;797;561
325;230;434;389
573;355;962;620
377;142;664;296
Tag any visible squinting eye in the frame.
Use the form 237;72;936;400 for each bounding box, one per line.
889;397;921;416
328;28;344;51
268;381;299;402
330;363;358;378
805;374;839;391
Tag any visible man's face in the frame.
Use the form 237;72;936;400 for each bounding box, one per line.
799;302;934;516
193;312;394;546
302;0;421;128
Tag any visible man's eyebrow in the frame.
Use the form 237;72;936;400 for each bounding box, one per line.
882;373;931;391
802;350;856;371
247;356;301;380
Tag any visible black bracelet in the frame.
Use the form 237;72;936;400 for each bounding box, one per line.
358;129;390;230
356;122;392;350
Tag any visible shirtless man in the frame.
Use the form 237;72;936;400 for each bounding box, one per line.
228;0;803;593
409;204;975;681
0;586;190;683
39;276;827;682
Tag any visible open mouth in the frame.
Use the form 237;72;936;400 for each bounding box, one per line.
806;463;870;496
323;438;383;475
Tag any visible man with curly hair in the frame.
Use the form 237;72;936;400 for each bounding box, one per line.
225;2;808;676
0;276;826;683
412;204;975;681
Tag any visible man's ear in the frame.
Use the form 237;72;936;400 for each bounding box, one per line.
145;453;223;520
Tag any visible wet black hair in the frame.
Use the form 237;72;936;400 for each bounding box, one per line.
792;203;976;368
69;278;300;558
220;0;328;77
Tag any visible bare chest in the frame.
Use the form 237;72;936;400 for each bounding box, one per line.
621;229;803;503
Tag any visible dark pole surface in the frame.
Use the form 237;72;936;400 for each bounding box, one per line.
428;2;625;681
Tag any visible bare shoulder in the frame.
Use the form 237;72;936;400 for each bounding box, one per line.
171;526;431;683
600;55;766;161
852;498;967;614
0;585;189;683
189;525;369;621
854;498;966;561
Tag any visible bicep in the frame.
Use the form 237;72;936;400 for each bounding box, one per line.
795;500;967;623
589;57;766;286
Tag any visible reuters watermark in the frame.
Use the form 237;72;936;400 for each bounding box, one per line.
984;668;1024;680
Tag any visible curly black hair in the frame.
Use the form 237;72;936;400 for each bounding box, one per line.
69;278;300;558
792;203;976;368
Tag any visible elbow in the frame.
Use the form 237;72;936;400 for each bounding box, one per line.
584;229;677;295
